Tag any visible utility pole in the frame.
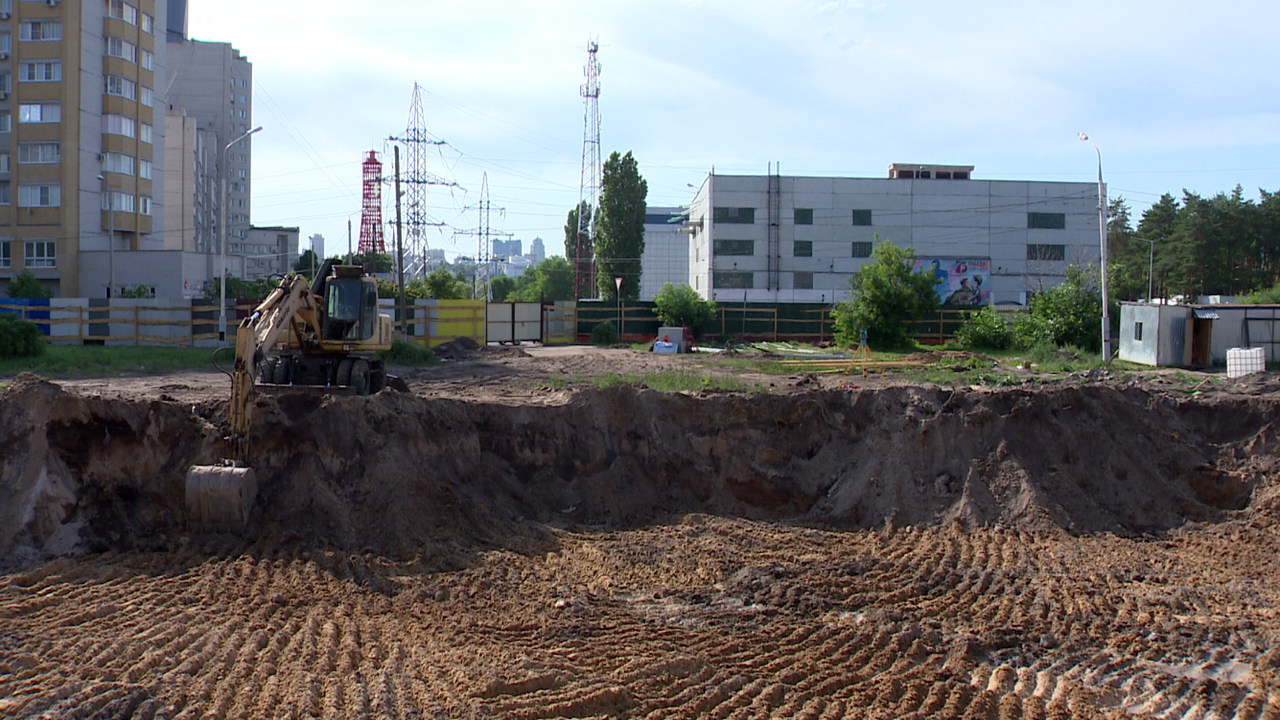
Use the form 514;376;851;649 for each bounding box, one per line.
395;146;407;339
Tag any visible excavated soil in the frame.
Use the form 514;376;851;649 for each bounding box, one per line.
3;346;1280;718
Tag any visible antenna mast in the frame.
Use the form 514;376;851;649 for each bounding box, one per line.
575;37;602;300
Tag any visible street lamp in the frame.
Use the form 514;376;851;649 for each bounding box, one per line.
1133;236;1158;302
219;126;262;342
1079;132;1110;361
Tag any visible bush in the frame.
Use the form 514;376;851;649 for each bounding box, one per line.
653;282;716;337
0;314;45;358
591;321;618;345
6;270;49;299
1013;266;1102;353
379;338;434;366
954;307;1013;350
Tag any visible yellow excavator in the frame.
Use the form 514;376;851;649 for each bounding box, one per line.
184;260;394;530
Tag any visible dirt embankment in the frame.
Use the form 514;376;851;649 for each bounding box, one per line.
3;371;1278;566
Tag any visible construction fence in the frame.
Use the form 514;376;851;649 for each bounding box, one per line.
1;297;1022;348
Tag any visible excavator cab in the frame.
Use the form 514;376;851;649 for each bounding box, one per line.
321;270;378;341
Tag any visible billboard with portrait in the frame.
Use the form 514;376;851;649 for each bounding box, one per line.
914;258;991;306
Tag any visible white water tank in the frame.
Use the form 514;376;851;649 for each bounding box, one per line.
1227;347;1265;378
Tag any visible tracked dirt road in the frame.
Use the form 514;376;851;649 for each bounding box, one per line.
2;346;1280;718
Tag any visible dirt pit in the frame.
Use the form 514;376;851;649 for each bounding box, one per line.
3;347;1280;718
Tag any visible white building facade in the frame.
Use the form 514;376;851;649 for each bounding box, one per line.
685;165;1100;306
639;206;691;301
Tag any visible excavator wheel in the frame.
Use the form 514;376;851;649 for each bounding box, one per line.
184;464;258;532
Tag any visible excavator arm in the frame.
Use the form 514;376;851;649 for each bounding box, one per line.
227;274;319;461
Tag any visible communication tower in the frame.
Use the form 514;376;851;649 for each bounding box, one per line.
575;37;602;299
357;151;385;254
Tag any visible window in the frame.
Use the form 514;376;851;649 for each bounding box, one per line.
0;73;9;94
793;240;812;257
105;74;137;100
19;103;60;123
106;0;138;25
24;239;55;268
851;209;873;226
20;20;61;41
0;33;10;54
18;183;60;207
1134;322;1143;342
138;195;151;215
0;240;8;268
0;182;8;205
0;154;8;173
0;113;9;133
794;208;813;225
852;241;874;258
140;86;153;107
140;48;153;70
19;142;59;164
139;122;152;143
714;239;754;256
1026;243;1065;261
794;271;813;290
103;152;134;176
713;206;755;224
19;60;61;82
102;191;133;212
103;113;135;137
105;36;137;63
141;12;153;34
1027;212;1066;229
138;158;151;179
714;271;754;289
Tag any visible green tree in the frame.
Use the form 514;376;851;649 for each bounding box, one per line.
203;276;277;300
349;251;392;274
653;282;716;337
594;151;647;302
490;275;517;302
294;249;320;279
511;256;574;302
830;239;938;348
7;270;49;298
422;266;470;299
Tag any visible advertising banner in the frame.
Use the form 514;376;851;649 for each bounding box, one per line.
914;258;991;306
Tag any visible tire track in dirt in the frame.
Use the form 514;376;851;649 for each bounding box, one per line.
3;518;1280;718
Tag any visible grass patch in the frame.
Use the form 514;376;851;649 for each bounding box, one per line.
589;369;763;393
379;338;436;366
0;345;216;379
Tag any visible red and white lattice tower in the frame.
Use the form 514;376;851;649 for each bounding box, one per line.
357;151;385;254
575;37;602;299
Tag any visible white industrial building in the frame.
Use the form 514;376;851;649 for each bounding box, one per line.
640;207;691;301
682;165;1101;306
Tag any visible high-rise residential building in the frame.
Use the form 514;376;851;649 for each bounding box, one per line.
165;33;252;269
529;236;545;266
0;0;168;298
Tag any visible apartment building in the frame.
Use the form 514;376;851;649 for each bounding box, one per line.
0;0;167;298
685;165;1100;306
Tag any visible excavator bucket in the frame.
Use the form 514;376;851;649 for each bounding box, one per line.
184;465;258;532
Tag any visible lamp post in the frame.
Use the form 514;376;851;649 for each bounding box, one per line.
219;125;263;342
1079;132;1110;361
1133;236;1157;302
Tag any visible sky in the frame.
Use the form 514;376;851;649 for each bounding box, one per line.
184;0;1280;262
